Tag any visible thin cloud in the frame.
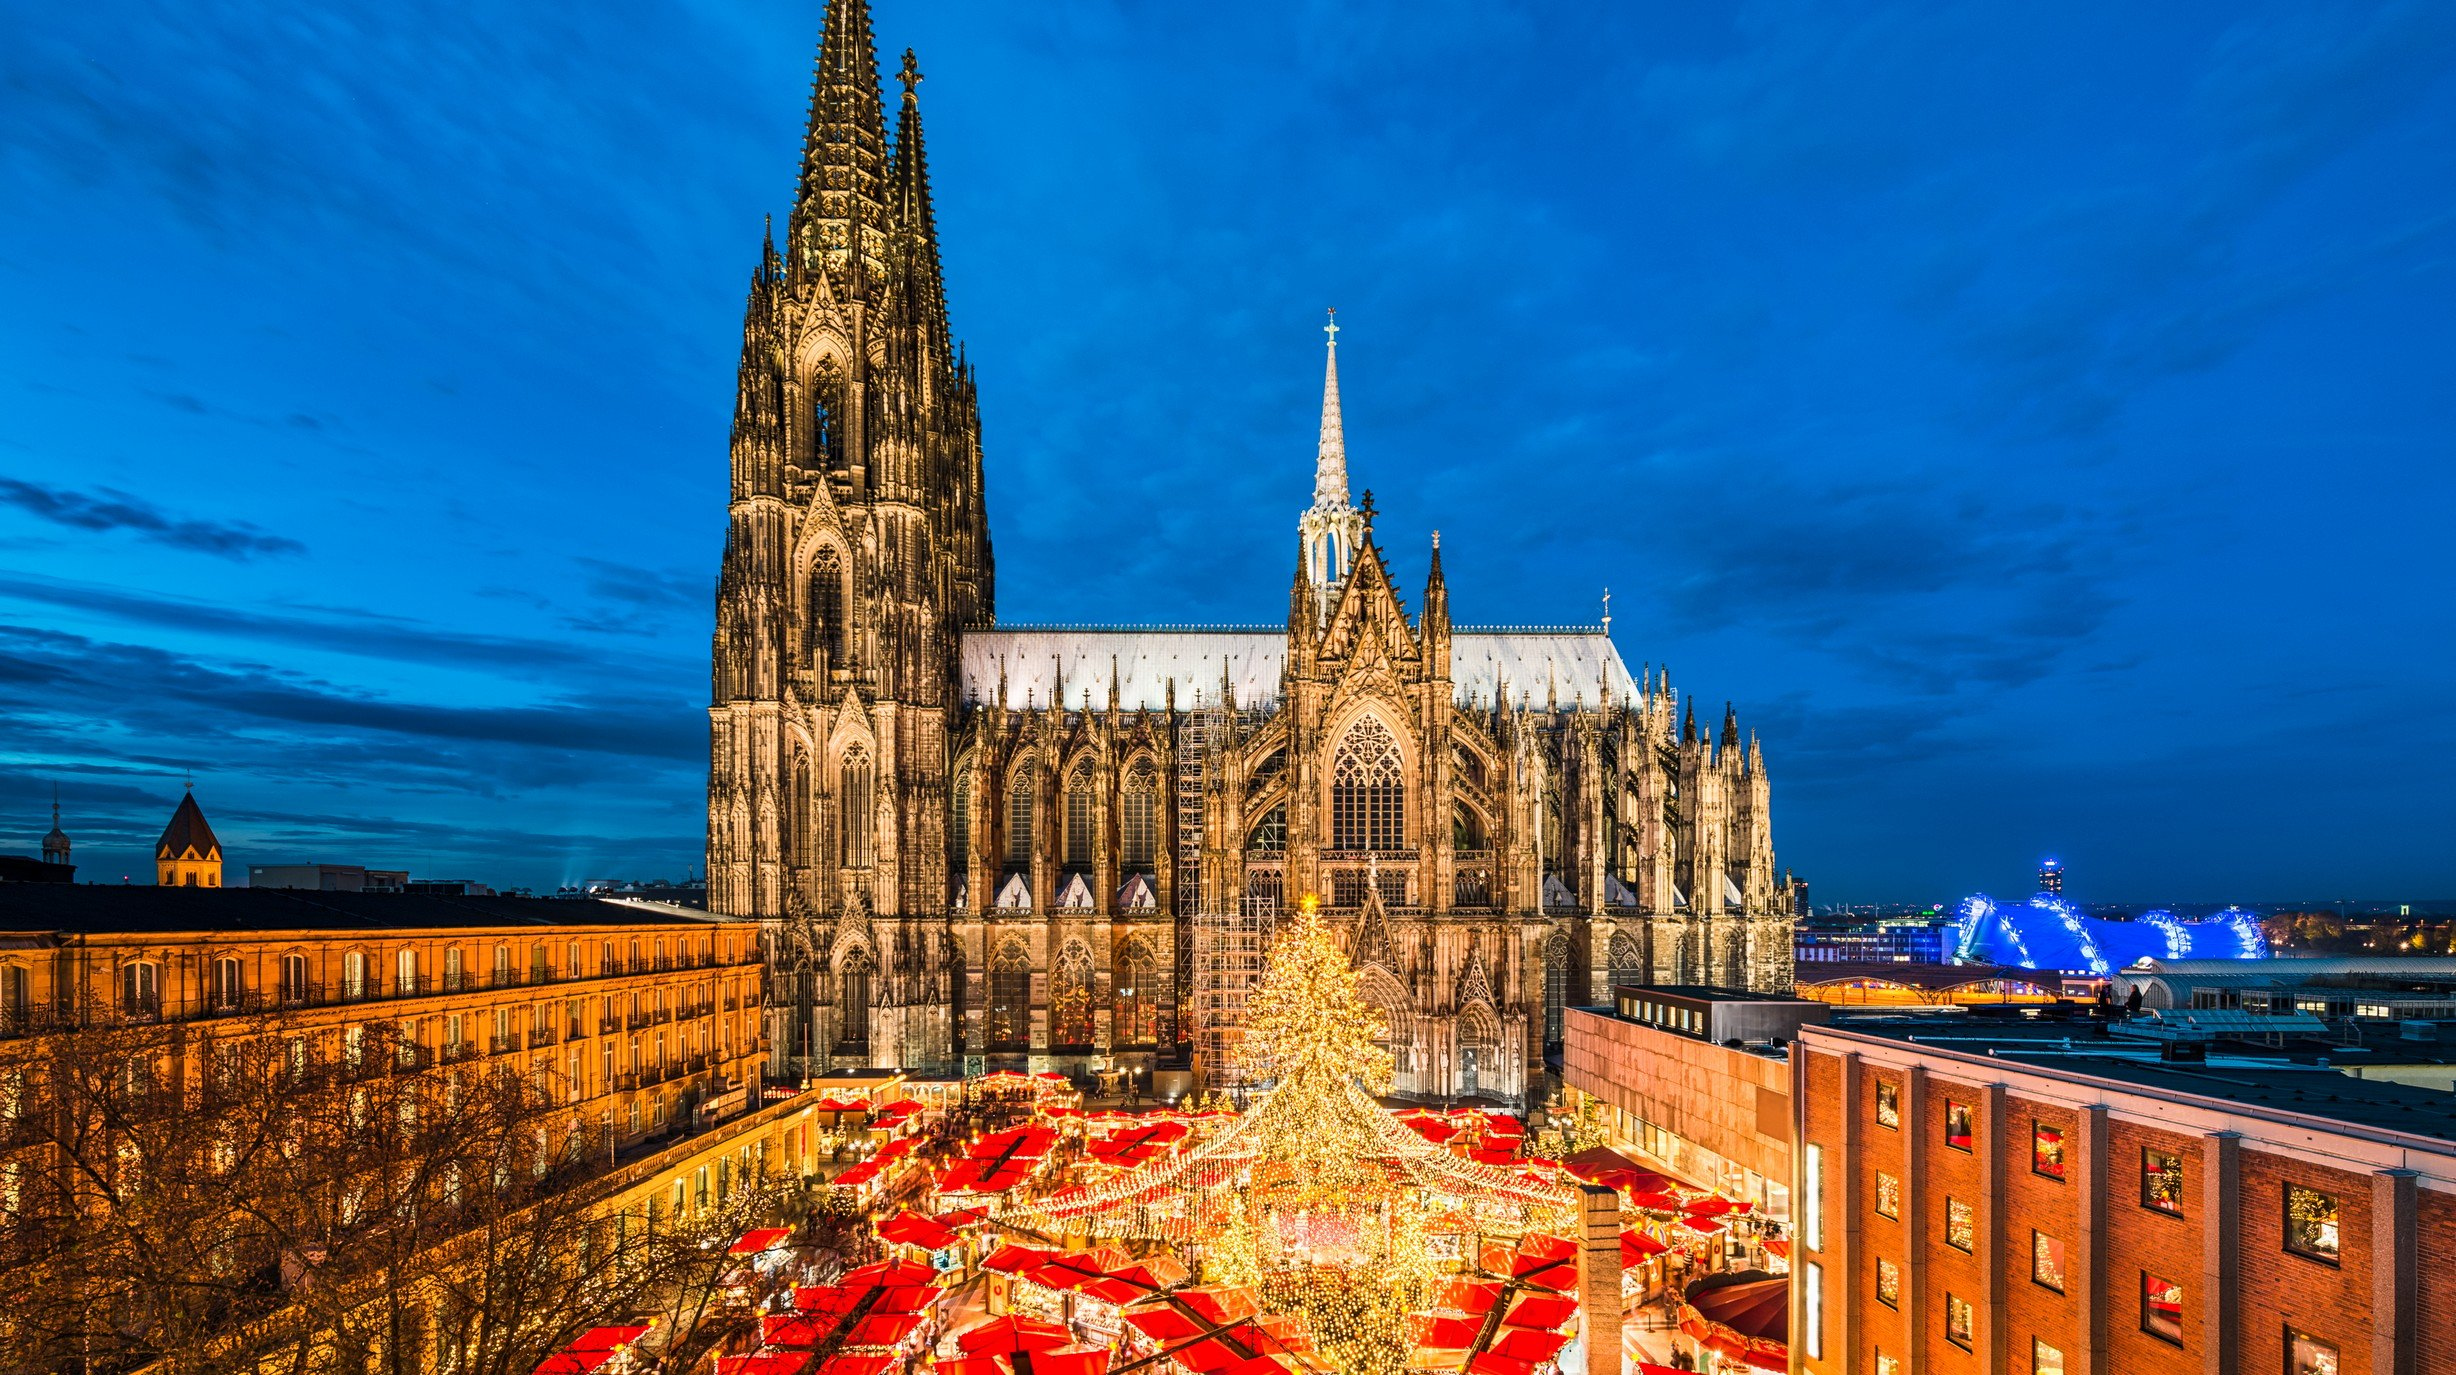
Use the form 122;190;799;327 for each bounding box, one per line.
0;477;305;560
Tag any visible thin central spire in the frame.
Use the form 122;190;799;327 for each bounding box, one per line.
1313;308;1349;509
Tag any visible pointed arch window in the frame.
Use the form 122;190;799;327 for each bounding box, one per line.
950;757;973;884
841;746;874;869
811;360;846;471
808;549;845;667
1114;938;1161;1047
1608;931;1645;993
1121;763;1159;872
1051;944;1095;1049
988;946;1032;1048
1543;934;1572;1048
1005;762;1037;869
1331;716;1406;853
836;950;871;1052
1063;763;1095;870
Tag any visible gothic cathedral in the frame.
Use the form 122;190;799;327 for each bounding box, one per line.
710;0;1795;1103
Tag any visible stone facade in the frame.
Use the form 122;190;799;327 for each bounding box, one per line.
710;0;1795;1099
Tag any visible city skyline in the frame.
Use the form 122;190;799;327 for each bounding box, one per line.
4;2;2453;901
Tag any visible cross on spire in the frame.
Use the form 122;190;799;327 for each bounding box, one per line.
897;48;922;92
1324;306;1339;345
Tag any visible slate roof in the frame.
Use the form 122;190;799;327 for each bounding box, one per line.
958;627;1641;713
155;791;221;861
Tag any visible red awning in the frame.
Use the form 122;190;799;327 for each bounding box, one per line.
715;1356;811;1375
875;1210;959;1250
731;1227;794;1255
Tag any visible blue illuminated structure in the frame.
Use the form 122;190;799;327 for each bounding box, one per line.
1951;891;2268;975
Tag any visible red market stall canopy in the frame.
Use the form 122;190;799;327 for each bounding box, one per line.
732;1227;795;1255
941;1315;1113;1375
1561;1146;1671;1196
716;1357;812;1375
761;1313;924;1350
939;1126;1056;1194
531;1323;655;1374
875;1210;959;1250
1620;1229;1671;1265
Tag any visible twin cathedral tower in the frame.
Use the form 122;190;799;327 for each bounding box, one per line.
709;0;1795;1101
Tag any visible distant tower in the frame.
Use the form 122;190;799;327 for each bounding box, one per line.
1296;310;1366;622
40;788;69;867
2037;857;2064;896
156;787;223;888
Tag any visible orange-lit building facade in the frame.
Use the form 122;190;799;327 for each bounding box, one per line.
0;888;767;1174
1791;1022;2456;1375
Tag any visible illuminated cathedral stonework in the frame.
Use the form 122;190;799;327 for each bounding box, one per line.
711;0;1795;1101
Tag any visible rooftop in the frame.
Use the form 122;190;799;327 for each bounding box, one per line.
1813;1013;2456;1144
0;884;733;936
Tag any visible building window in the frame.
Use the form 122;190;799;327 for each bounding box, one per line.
841;747;874;869
1945;1099;1973;1151
2286;1328;2340;1375
0;965;26;1032
2033;1121;2066;1179
1329;715;1405;853
444;947;464;990
1874;1170;1901;1219
397;948;419;995
2034;1338;2066;1375
1945;1292;1974;1350
2141;1272;2183;1344
1802;1262;1823;1360
212;957;244;1011
988;948;1031;1047
1875;1354;1900;1375
806;548;844;664
1114;937;1162;1046
2142;1147;2185;1215
836;953;870;1051
1875;1258;1900;1309
1802;1143;1823;1252
1050;944;1094;1049
341;951;368;1000
1062;762;1095;870
1006;763;1037;868
280;954;310;1003
1945;1196;1974;1252
2032;1230;2066;1292
493;945;512;986
1875;1079;1900;1129
2285;1184;2340;1263
1121;763;1159;872
113;961;164;1020
950;762;972;882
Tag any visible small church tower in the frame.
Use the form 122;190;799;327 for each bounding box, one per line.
156;787;222;888
40;790;69;867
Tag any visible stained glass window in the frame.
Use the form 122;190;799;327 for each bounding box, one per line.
1331;716;1405;852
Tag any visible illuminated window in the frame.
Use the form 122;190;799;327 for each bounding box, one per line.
1945;1099;1973;1151
2285;1184;2340;1263
2141;1272;2183;1344
1050;944;1094;1048
1802;1262;1823;1360
988;947;1031;1047
2033;1121;2066;1179
1875;1354;1900;1375
1875;1258;1900;1309
2142;1147;2185;1215
1113;937;1162;1046
1802;1143;1823;1251
212;957;245;1011
1874;1170;1901;1219
1945;1197;1974;1252
1946;1292;1974;1349
2034;1338;2066;1375
949;761;972;880
835;951;870;1051
1330;716;1406;853
2032;1231;2066;1292
2287;1328;2340;1375
1875;1079;1900;1129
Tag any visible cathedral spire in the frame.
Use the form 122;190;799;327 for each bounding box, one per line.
793;0;892;272
1314;309;1349;510
893;48;948;347
1297;311;1365;608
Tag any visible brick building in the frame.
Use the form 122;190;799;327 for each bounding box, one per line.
1791;1019;2456;1375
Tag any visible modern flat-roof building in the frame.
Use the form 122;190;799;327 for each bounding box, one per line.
1560;986;1827;1218
1791;1016;2456;1375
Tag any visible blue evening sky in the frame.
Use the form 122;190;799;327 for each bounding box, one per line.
2;2;2451;904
